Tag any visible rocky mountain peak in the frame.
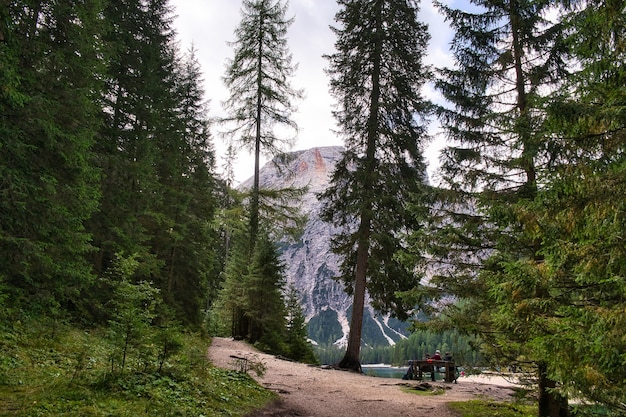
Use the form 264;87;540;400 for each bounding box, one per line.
240;146;409;348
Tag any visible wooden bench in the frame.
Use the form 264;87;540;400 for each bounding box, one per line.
405;360;457;383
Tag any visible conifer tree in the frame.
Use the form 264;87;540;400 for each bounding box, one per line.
91;0;176;280
154;46;219;326
217;228;253;339
320;0;431;371
521;0;626;410
222;0;302;251
404;1;571;414
216;227;289;353
90;0;219;326
0;1;103;312
285;285;317;363
245;232;287;351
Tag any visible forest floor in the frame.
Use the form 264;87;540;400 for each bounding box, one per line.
208;337;522;417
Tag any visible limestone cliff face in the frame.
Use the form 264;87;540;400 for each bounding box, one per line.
240;147;408;347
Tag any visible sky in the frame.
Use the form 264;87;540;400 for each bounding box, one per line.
170;0;457;185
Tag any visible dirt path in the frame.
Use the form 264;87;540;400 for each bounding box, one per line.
208;337;518;417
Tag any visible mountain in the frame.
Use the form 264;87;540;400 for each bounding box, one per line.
240;147;409;347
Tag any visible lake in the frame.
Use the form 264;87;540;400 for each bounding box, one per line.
361;364;409;379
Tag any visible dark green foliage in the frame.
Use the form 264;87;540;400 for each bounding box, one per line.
1;0;222;336
320;0;431;369
520;1;626;410
245;232;287;350
108;279;159;373
150;47;220;326
307;309;344;345
220;0;307;350
91;0;175;277
409;0;565;371
86;0;219;327
313;329;484;367
216;229;252;340
404;0;626;414
222;0;301;157
217;228;314;359
360;330;484;367
284;285;317;363
216;229;282;348
0;0;103;313
313;344;345;366
0;322;275;417
0;3;306;414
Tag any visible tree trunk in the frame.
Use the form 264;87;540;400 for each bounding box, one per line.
537;362;569;417
338;0;383;373
338;224;370;372
250;9;265;254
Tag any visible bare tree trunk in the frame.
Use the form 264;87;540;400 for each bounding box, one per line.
251;9;265;254
338;220;370;372
537;362;569;417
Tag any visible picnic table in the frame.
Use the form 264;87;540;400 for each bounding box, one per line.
405;359;458;383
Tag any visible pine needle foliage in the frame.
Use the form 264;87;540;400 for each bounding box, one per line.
320;0;431;371
403;0;626;413
222;0;303;251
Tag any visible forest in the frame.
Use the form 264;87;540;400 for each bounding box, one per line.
1;1;625;416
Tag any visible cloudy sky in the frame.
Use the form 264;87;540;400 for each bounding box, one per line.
170;0;456;184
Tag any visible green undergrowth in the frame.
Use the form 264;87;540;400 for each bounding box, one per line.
0;321;275;416
448;393;618;416
448;400;536;417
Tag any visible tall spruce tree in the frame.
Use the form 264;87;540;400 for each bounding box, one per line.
320;0;431;371
89;0;219;326
215;225;289;352
91;0;173;280
153;46;219;326
219;0;305;345
0;1;102;313
284;285;317;363
221;0;302;251
403;1;572;414
521;0;626;410
244;231;287;351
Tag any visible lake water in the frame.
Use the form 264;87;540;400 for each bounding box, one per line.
361;365;409;379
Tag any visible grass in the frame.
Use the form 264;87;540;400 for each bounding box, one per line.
401;385;447;396
0;320;276;416
448;400;536;417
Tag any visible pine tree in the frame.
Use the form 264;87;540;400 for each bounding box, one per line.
245;232;287;351
284;285;317;363
90;0;174;280
405;0;571;414
89;0;219;326
0;1;103;313
320;0;431;371
216;227;289;352
152;46;219;326
522;0;626;410
221;0;302;251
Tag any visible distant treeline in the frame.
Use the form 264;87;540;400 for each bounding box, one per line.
314;330;484;367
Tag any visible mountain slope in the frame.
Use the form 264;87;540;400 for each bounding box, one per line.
241;147;409;347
